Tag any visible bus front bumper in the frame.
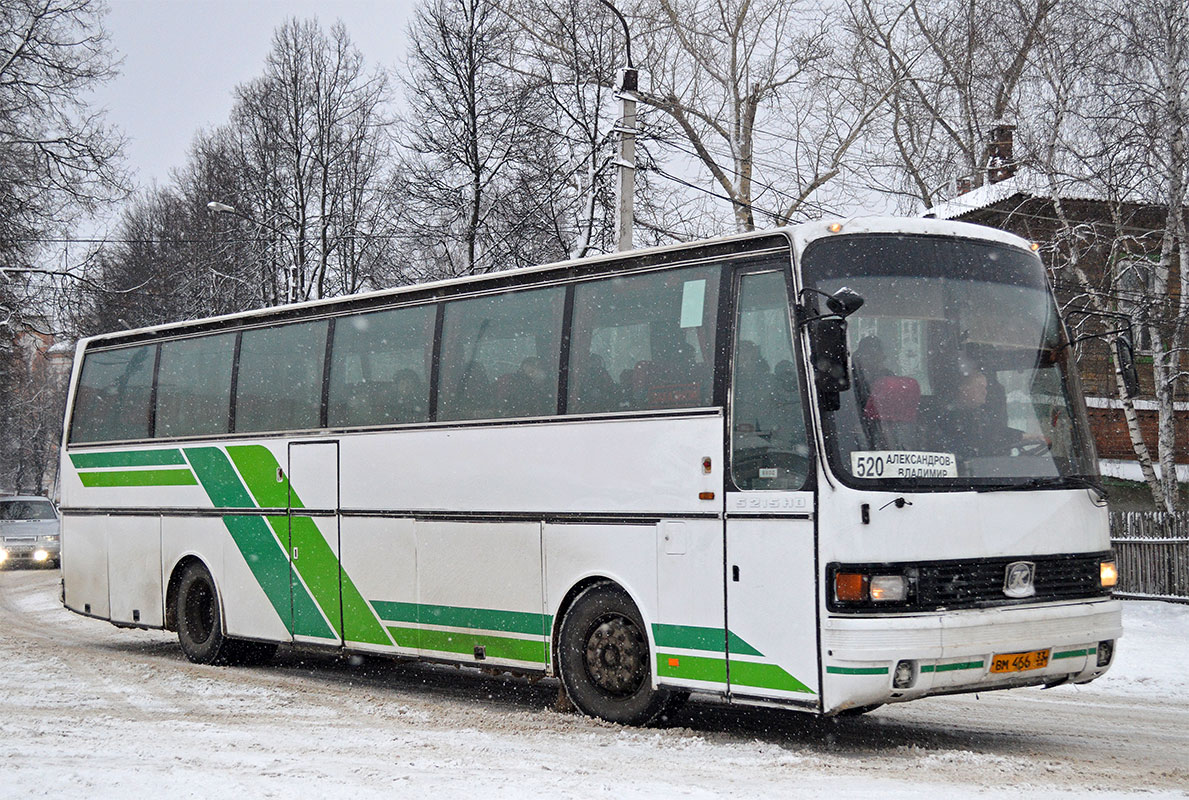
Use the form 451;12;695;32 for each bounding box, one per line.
820;598;1123;713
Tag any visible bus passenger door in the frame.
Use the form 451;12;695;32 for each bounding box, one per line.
287;441;343;645
724;267;820;707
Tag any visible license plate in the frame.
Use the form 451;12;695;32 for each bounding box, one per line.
990;648;1051;674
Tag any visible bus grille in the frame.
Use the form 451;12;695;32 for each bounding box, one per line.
914;552;1110;609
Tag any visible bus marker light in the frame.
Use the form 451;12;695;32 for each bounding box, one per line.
698;492;715;501
828;222;843;233
668;657;680;668
1030;241;1041;251
834;573;867;602
1100;560;1118;589
702;456;712;474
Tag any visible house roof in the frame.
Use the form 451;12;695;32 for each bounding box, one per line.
924;171;1117;221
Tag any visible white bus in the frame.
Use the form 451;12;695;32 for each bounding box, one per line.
58;218;1121;723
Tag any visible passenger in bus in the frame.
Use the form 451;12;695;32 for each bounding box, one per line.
733;339;775;436
392;369;427;422
497;356;552;417
571;353;621;412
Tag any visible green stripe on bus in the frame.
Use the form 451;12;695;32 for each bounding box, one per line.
390;626;548;664
372;601;547;637
731;660;815;693
656;653;727;684
1053;648;1094;660
826;666;889;675
226;444;296;509
229;445;391;647
934;660;984;672
184;446;336;641
656;653;813;693
651;624;763;657
78;469;196;487
71;449;187;468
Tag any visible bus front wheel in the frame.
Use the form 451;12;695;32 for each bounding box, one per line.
558;583;670;726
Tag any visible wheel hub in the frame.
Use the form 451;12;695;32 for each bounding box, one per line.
584;615;645;696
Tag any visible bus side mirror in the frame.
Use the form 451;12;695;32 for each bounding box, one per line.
809;317;851;409
1115;336;1140;398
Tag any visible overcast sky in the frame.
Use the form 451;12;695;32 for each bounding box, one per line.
93;0;416;191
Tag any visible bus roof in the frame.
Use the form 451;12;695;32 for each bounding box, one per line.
76;217;1034;351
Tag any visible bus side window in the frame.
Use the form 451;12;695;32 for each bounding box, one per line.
70;344;157;443
235;320;328;433
568;265;721;414
155;332;236;438
731;271;808;491
327;305;435;427
438;286;564;421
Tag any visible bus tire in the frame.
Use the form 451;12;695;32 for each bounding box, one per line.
175;561;234;665
558;583;670;726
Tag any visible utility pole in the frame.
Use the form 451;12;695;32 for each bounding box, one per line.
614;67;638;252
599;0;636;253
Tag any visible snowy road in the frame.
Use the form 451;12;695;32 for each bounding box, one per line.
1;569;1185;798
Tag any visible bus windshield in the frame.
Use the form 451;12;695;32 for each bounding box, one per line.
802;233;1098;489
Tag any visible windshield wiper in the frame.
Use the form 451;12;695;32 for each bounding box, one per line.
977;476;1107;500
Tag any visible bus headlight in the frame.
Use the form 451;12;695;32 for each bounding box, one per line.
1100;560;1118;589
833;571;910;604
870;575;909;602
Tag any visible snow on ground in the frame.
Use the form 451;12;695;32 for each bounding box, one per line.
1;569;1186;799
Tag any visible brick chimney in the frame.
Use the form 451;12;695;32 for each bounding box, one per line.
987;124;1016;184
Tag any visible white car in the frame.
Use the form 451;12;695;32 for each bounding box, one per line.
0;496;60;568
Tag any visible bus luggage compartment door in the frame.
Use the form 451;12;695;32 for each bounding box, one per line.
287;441;343;645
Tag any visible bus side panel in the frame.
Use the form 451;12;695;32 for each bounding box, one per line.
415;520;548;670
338;415;723;516
544;523;658;679
340;516;418;656
654;519;730;695
160;516;289;644
62;515;110;619
107;516;163;627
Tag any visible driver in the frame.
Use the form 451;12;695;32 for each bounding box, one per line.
935;359;1033;459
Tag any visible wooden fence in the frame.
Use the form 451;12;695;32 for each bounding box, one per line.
1109;511;1189;602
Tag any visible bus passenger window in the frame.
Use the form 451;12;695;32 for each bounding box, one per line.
327;305;434;427
70;344;157;443
235;320;328;433
155;332;235;438
438;286;564;421
568;264;721;414
731;271;808;490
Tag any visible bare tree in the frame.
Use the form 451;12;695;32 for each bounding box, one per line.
0;0;125;492
628;0;879;231
398;0;551;277
220;18;398;304
851;0;1057;211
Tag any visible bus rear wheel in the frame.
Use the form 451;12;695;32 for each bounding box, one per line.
175;561;276;666
558;584;670;726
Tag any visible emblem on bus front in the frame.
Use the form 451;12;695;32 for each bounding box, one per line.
1003;561;1036;598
